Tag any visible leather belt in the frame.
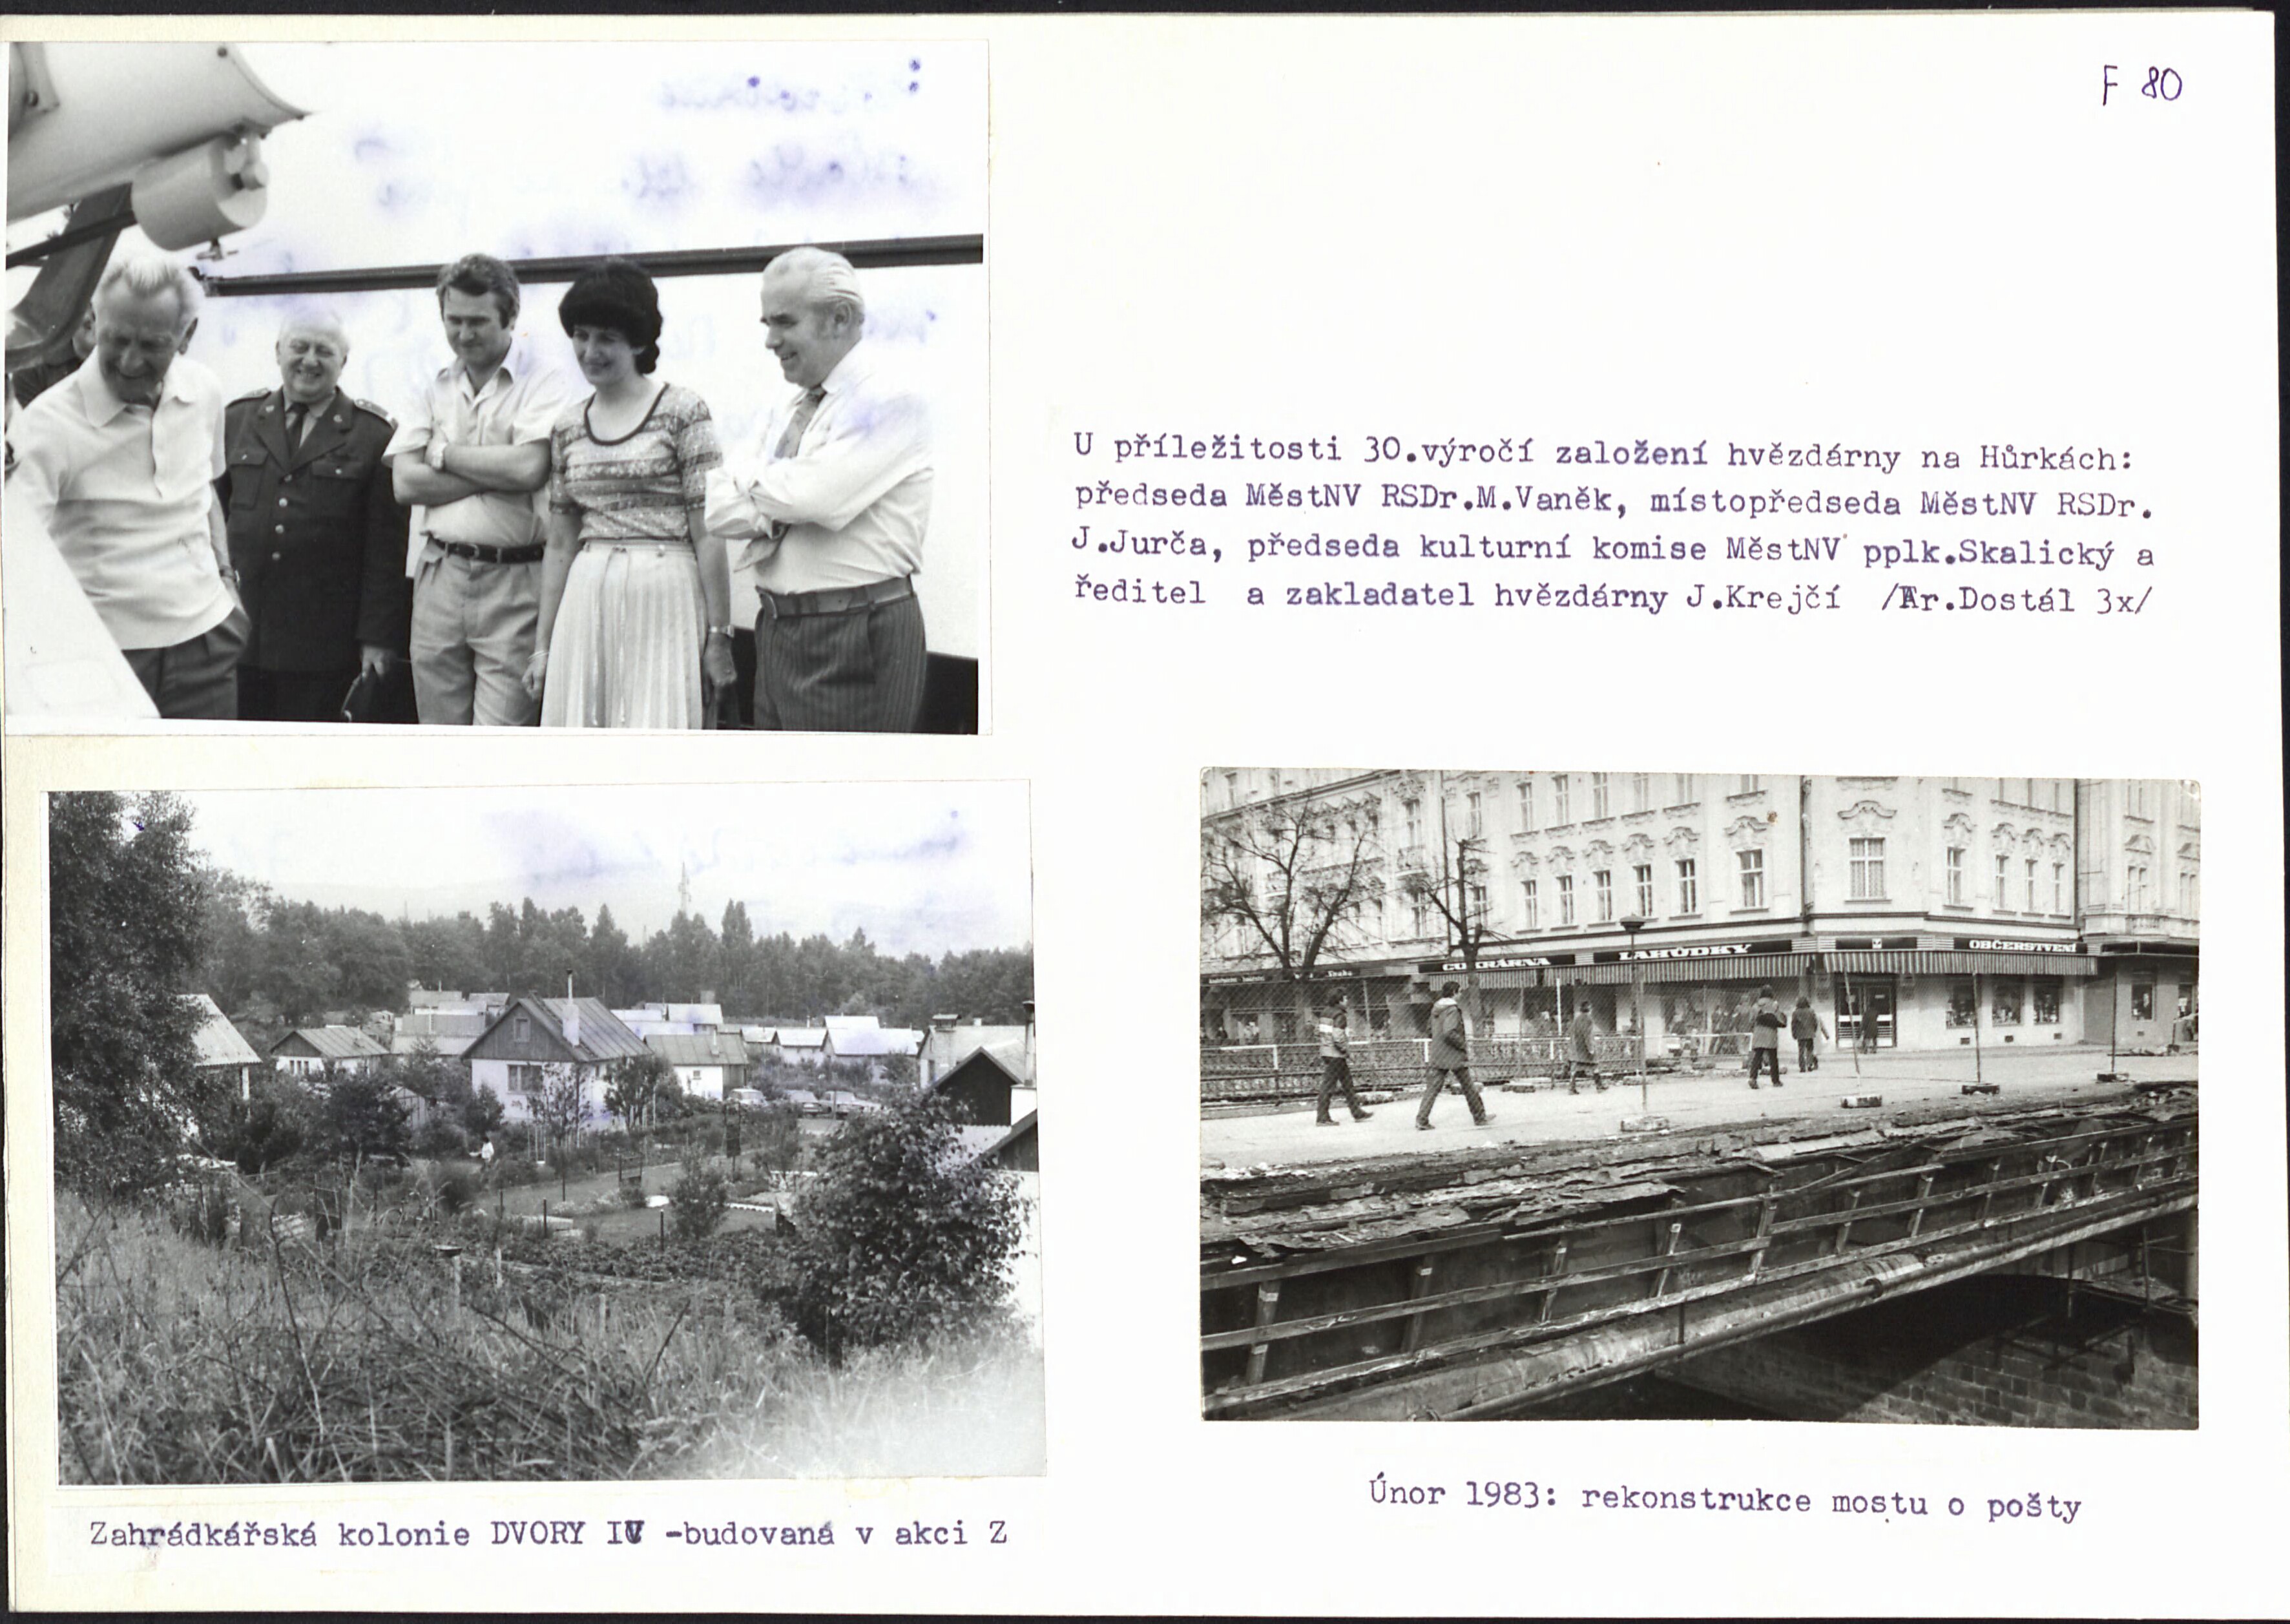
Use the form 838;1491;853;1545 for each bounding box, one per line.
426;534;543;565
758;577;914;620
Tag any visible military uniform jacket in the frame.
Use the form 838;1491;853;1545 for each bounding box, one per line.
220;388;410;672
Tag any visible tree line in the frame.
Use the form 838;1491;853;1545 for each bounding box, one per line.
198;855;1034;1029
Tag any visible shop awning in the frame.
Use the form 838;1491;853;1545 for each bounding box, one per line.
1566;953;1817;986
1826;949;2097;978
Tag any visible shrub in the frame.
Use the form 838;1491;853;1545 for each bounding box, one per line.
413;1118;469;1159
669;1167;729;1243
432;1170;476;1214
784;1089;1023;1358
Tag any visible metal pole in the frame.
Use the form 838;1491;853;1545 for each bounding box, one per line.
1635;960;1647;1115
1972;972;1984;1085
1842;968;1861;1078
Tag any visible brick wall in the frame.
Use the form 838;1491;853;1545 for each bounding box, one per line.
1665;1275;2196;1428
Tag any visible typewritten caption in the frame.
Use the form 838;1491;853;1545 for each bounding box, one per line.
1062;430;2158;619
78;1512;1012;1560
1368;1474;2083;1525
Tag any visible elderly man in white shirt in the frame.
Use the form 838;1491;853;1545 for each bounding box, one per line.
6;255;245;718
388;253;575;726
704;246;933;733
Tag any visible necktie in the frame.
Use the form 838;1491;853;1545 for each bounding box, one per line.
774;386;825;461
284;402;309;446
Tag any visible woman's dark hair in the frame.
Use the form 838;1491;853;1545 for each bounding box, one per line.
557;258;662;373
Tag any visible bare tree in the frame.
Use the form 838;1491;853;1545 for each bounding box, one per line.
531;1063;588;1169
1201;792;1382;1036
1399;830;1495;1025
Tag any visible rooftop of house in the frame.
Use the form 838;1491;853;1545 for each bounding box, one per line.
185;993;260;1068
272;1025;389;1061
645;1031;752;1067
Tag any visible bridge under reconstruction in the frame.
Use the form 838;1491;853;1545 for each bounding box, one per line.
1202;1085;2194;1422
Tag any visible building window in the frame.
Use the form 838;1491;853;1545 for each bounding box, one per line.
2025;857;2039;912
1676;859;1698;914
2054;861;2067;915
1634;863;1655;917
1991;978;2024;1026
1410;893;1431;937
1995;853;2011;908
2130;981;2155;1020
1223;771;1240;807
1468;879;1489;922
2179;866;2199;915
1593;869;1614;921
1590;773;1610;818
1517;780;1535;832
1673;773;1696;803
1466;791;1483;838
1521;879;1539;928
1738;849;1765;908
2127;863;2149;911
1402;798;1422;848
2050;779;2068;813
1632;773;1651;813
2126;782;2148;817
1946;981;1977;1028
1738;775;1761;794
2032;979;2062;1025
1946;846;1966;904
1848;838;1885;900
1552;775;1571;824
1557;874;1576;925
514;1015;530;1042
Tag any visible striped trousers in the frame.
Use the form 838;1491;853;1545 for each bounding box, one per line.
753;591;926;733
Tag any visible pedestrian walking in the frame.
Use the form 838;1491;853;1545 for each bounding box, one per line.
1416;981;1492;1130
1747;984;1785;1090
1790;995;1827;1073
1314;1000;1371;1125
1565;996;1605;1094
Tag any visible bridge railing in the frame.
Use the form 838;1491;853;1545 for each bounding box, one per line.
1202;1105;2198;1417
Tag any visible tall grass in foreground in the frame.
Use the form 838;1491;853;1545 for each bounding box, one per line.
56;1198;1043;1483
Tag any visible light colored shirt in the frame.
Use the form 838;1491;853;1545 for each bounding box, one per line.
703;340;933;595
1317;1019;1348;1059
386;337;576;558
5;352;233;650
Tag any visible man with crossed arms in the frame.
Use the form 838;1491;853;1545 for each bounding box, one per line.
705;246;934;733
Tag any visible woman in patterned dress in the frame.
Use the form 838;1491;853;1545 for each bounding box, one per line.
526;259;736;727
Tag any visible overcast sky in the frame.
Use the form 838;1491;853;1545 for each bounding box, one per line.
176;784;1032;953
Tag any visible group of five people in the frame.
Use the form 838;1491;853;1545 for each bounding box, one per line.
6;244;933;732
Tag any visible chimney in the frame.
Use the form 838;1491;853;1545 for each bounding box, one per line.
564;973;580;1050
1023;998;1036;1086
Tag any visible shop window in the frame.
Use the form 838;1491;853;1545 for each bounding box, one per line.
1517;780;1535;832
1738;849;1765;908
1634;863;1655;917
1591;774;1610;818
1946;981;1977;1028
1275;1010;1299;1043
1593;869;1614;921
1552;775;1572;823
1369;1005;1391;1034
1946;846;1966;904
2032;979;2062;1025
1676;859;1698;914
1521;879;1539;928
1557;874;1576;924
1849;837;1885;900
1990;978;2024;1026
2130;982;2155;1020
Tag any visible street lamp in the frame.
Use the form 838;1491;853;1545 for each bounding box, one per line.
1618;913;1649;1113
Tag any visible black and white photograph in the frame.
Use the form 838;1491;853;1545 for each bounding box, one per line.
45;780;1041;1482
1201;770;2198;1424
3;39;984;732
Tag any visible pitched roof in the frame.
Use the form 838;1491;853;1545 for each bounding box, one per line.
661;1003;723;1028
931;1043;1028;1097
645;1031;751;1067
397;1008;492;1041
390;1033;474;1059
827;1026;893;1057
774;1027;828;1049
823;1014;881;1032
185;994;260;1068
536;997;649;1062
274;1025;389;1061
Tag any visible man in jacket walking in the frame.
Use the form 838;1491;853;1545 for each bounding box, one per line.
1314;999;1372;1125
1417;981;1493;1130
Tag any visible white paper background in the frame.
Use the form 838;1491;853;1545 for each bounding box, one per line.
3;11;2282;1618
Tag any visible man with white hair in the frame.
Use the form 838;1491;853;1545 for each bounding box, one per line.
705;245;934;733
220;309;410;722
5;255;246;718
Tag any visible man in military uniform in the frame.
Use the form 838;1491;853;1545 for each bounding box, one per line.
220;311;411;722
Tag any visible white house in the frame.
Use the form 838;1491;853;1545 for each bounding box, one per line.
269;1025;388;1078
644;1030;751;1101
771;1027;829;1068
464;996;649;1124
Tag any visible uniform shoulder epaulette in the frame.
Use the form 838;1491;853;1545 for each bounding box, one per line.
227;387;271;407
349;396;397;428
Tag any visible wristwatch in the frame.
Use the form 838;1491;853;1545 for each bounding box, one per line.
706;624;736;639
